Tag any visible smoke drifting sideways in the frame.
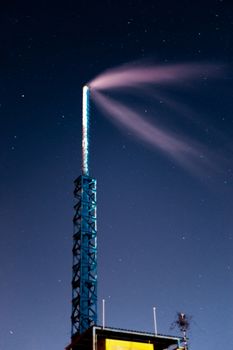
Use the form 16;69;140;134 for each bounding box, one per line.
88;61;225;176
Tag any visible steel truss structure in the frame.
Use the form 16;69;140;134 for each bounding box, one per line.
71;174;97;336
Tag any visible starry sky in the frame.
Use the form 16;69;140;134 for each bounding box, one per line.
1;1;233;349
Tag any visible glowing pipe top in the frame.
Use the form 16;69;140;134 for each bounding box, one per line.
82;85;90;176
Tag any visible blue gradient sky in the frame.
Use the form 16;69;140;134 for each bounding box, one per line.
1;2;233;349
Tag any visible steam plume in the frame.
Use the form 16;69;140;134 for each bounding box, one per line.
89;62;221;90
88;61;224;175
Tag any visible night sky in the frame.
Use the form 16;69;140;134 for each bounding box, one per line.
1;1;233;349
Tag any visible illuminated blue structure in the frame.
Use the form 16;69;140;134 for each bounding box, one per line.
71;86;97;336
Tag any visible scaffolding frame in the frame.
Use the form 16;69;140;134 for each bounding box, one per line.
71;175;97;336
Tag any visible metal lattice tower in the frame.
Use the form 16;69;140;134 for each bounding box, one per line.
71;86;97;336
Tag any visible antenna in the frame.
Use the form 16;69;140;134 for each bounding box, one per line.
153;306;158;335
71;85;97;336
102;299;106;328
171;312;191;350
82;85;90;176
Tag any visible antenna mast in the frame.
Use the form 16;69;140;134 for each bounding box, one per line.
82;85;90;176
71;85;97;337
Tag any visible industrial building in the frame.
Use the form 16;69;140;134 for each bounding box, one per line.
66;326;182;350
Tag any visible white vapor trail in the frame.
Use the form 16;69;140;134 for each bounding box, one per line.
89;62;222;90
88;61;225;175
92;90;212;175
